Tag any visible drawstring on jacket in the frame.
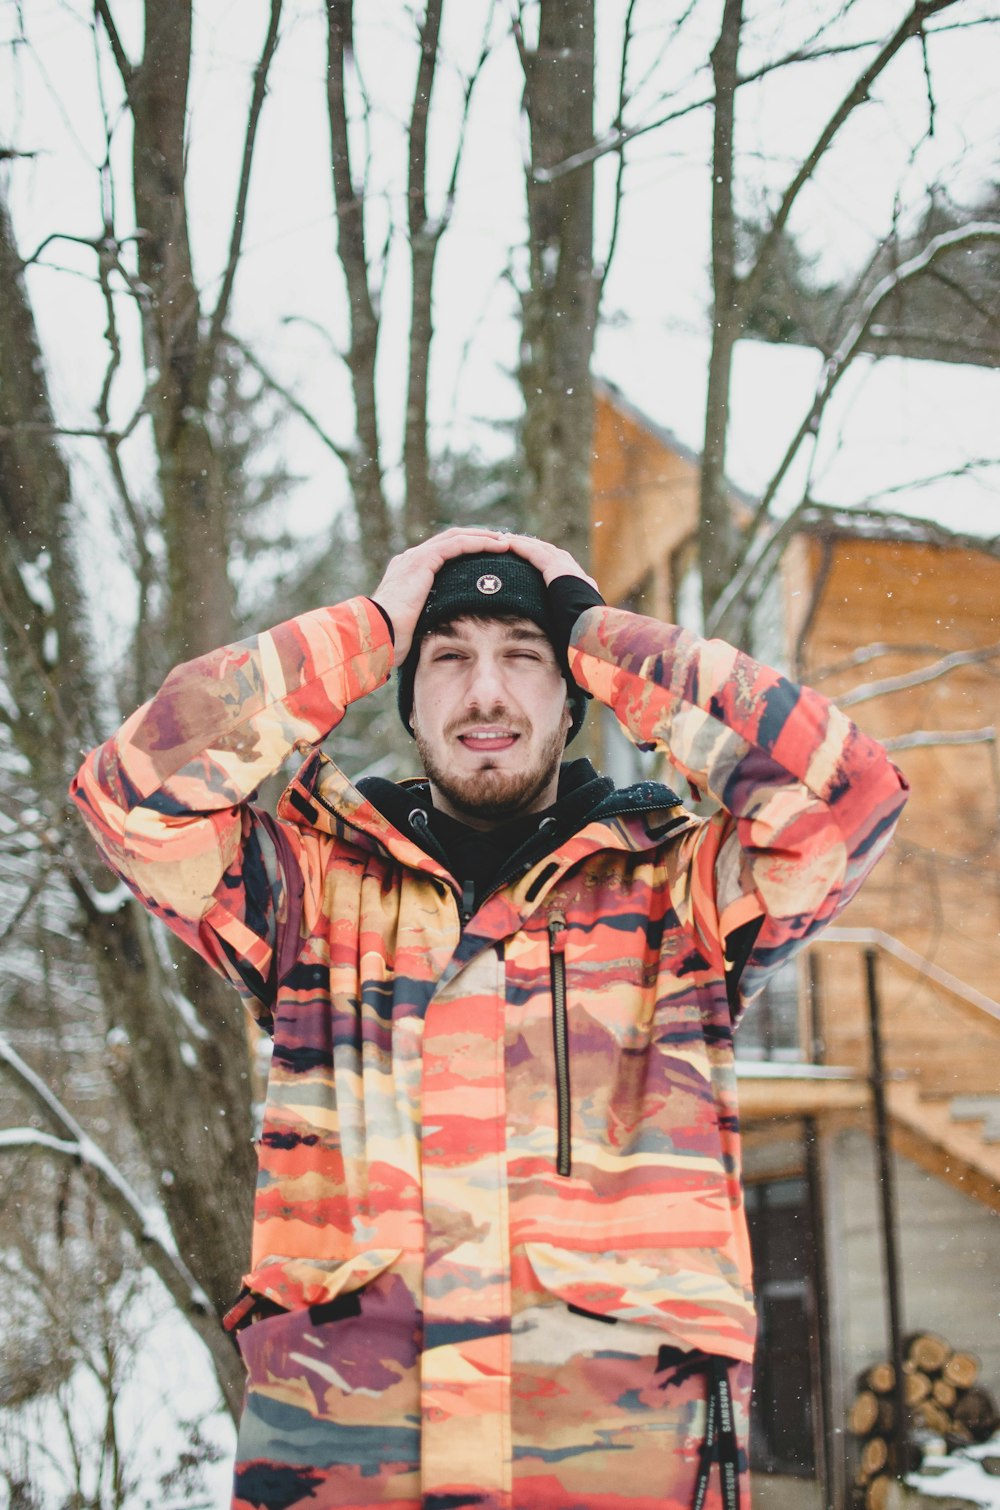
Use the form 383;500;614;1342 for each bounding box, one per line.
658;1348;742;1509
694;1357;742;1510
655;1347;742;1509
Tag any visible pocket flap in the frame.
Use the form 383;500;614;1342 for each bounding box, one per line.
241;1247;403;1315
522;1241;755;1360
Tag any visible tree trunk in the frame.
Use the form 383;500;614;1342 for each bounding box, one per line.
700;0;744;630
403;0;444;544
131;0;235;664
0;196;97;792
74;897;256;1322
326;0;394;565
518;0;596;566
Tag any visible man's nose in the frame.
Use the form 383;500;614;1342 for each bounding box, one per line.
464;654;507;710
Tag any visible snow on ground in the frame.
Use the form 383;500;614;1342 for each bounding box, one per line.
907;1439;1000;1509
0;1268;236;1509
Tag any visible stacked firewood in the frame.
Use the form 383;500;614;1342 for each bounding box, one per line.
849;1332;999;1510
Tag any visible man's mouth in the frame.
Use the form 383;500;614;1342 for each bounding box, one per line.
457;728;520;752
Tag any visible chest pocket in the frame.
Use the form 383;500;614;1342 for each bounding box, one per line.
506;899;721;1249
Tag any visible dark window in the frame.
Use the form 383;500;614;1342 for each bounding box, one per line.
737;958;802;1061
746;1177;821;1478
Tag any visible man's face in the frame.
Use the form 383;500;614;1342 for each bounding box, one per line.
410;615;571;829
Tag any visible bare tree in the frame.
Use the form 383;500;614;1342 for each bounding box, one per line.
514;0;597;563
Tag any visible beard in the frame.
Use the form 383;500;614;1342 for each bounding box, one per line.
415;719;567;823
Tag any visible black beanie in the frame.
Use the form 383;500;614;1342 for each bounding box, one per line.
397;552;587;742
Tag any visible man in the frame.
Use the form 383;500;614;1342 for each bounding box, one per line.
71;526;907;1510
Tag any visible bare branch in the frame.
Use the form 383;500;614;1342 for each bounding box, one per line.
533;34;911;184
811;639;987;681
204;0;283;373
225;333;353;466
0;868;48;950
841;457;1000;512
837;643;1000;709
624;0;700;107
700;0;743;623
533;92;710;183
918;18;936;137
397;1;504;537
0;1128;81;1159
740;0;962;314
93;0;134;94
0;423;127;440
792;535;834;678
280;313;345;362
883;726;997;752
921;263;1000;329
595;0;638;320
509;0;530;79
19;230;105;269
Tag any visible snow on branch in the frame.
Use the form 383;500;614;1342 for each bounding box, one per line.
0;1127;80;1158
883;726;996;753
837;642;1000;708
0;1033;201;1290
0;1030;246;1418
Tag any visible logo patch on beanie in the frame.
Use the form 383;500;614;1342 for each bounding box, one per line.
476;573;503;595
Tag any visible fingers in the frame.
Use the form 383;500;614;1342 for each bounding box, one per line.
420;526;513;570
369;525;597;661
370;527;512;661
501;533;598;590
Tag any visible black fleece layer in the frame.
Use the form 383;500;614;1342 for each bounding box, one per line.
360;759;622;922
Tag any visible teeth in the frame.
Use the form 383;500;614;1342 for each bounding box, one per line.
465;732;512;741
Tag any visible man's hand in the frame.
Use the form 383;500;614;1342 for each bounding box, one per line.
371;526;513;661
498;534;599;592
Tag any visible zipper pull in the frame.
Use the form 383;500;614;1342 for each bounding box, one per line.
548;909;567;951
460;879;475;925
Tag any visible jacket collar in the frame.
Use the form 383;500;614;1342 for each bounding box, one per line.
277;750;694;881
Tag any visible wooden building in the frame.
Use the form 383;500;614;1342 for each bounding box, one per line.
590;373;1000;1508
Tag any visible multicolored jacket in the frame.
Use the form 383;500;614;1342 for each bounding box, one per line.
71;598;907;1509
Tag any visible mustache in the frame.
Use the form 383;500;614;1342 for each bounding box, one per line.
445;713;529;739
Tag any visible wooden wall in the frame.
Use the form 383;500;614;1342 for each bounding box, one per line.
796;536;1000;1100
590;388;699;615
589;384;1000;1115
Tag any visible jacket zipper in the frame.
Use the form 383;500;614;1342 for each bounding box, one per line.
548;910;571;1178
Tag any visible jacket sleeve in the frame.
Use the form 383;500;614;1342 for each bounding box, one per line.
567;605;908;1014
69;597;394;1028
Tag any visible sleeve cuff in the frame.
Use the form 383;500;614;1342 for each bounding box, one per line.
547;575;605;659
365;597;396;644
